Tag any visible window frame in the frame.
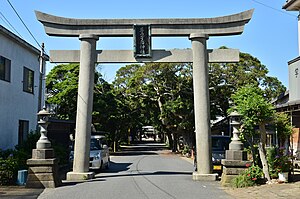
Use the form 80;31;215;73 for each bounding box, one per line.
23;66;34;94
0;55;11;82
18;120;29;145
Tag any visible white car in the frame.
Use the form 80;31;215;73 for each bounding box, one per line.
70;135;110;170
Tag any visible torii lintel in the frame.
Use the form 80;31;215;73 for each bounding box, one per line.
35;9;254;37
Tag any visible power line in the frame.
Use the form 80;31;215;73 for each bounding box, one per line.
5;0;59;70
0;11;23;39
251;0;298;18
6;0;42;49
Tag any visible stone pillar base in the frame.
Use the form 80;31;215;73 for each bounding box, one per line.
32;149;54;159
192;172;218;181
66;171;95;181
26;158;61;188
220;159;252;187
225;150;247;161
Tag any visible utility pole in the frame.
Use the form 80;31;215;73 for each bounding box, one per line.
38;43;45;111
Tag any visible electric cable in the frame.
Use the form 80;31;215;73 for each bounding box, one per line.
5;0;60;67
251;0;298;18
6;0;42;49
0;11;23;38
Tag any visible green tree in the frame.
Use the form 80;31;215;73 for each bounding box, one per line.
46;63;132;149
209;50;286;119
274;112;293;147
114;63;194;151
230;85;275;182
46;63;80;120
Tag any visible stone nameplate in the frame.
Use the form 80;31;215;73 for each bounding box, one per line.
133;24;151;58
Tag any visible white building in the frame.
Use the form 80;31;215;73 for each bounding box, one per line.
277;1;300;157
0;25;46;149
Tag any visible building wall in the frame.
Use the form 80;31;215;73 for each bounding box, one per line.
292;128;300;158
288;58;300;102
0;32;40;149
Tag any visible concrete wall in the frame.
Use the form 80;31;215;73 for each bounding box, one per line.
288;58;300;102
0;31;40;149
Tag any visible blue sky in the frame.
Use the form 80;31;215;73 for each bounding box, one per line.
0;0;298;87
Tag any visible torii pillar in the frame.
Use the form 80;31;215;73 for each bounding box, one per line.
190;34;216;180
67;34;99;180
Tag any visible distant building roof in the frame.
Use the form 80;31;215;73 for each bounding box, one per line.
271;90;289;105
275;99;300;112
0;24;49;60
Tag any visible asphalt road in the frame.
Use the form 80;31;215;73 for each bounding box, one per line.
38;143;232;199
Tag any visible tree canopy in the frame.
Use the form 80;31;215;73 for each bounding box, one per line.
230;85;275;181
45;48;286;150
209;50;286;119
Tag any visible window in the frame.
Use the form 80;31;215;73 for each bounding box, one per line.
18;120;29;145
0;55;11;82
23;67;34;93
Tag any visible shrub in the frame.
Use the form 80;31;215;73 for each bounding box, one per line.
267;146;292;178
232;173;256;188
267;147;278;178
0;131;39;185
231;164;264;188
0;154;18;185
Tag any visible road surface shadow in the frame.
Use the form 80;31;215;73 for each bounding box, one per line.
93;161;132;174
112;151;159;156
112;142;168;156
94;170;192;180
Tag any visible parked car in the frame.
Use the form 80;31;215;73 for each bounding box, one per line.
193;135;231;174
211;135;230;173
69;135;110;170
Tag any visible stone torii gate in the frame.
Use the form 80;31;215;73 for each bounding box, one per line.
36;9;253;181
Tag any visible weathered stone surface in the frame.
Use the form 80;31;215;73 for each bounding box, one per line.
26;157;61;188
223;167;248;175
225;150;247;161
27;158;57;166
28;166;54;173
221;159;252;187
192;172;218;181
27;173;55;181
66;171;95;181
71;35;98;174
32;149;54;159
221;159;252;167
35;9;253;37
190;34;212;175
50;49;240;64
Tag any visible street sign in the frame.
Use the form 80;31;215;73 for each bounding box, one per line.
133;24;151;58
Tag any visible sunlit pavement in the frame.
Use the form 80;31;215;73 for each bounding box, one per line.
38;142;231;199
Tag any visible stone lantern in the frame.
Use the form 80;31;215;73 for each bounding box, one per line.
221;110;251;186
228;111;243;151
36;108;51;149
26;108;61;188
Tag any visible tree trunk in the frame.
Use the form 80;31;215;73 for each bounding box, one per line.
259;123;271;182
157;96;176;149
166;132;173;150
244;134;258;164
172;133;178;152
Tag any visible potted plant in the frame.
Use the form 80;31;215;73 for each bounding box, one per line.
274;147;292;182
